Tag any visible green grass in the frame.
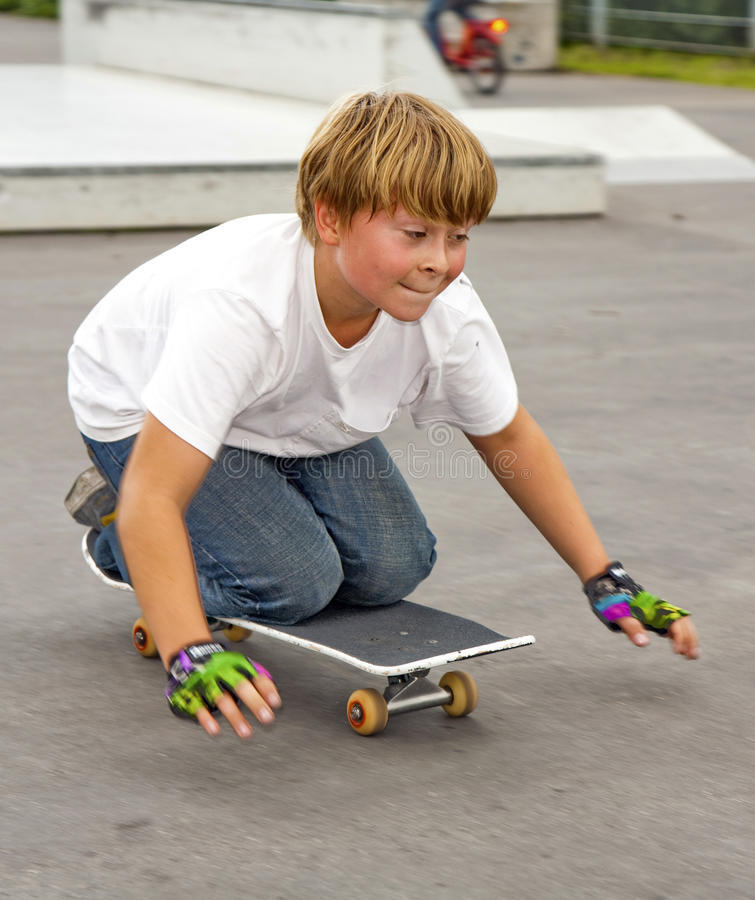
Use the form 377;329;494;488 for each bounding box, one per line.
559;43;755;89
0;0;58;17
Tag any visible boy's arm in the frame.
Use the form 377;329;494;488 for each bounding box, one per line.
464;404;699;659
117;412;281;737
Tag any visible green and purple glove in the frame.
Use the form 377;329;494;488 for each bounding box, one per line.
583;562;691;635
165;642;269;720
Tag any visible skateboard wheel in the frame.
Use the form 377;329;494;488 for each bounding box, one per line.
347;688;389;736
132;616;158;658
222;625;251;643
439;670;478;717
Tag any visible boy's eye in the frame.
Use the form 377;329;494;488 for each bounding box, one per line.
405;230;426;239
451;233;470;243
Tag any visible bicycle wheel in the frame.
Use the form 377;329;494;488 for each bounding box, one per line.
468;36;504;94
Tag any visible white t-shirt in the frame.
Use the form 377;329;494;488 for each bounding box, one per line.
68;214;518;459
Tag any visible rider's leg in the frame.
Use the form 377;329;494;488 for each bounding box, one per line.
79;434;136;581
82;434;344;624
81;434;436;620
423;0;448;54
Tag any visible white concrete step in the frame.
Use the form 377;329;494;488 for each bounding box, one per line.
0;65;605;231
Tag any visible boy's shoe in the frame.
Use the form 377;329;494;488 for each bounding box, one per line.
82;527;132;591
64;466;117;530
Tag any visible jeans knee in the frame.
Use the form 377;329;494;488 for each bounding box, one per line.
199;541;344;624
398;528;437;590
273;556;344;622
339;527;437;606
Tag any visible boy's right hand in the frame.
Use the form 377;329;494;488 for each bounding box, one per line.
165;643;282;738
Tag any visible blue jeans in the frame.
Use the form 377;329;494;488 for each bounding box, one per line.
83;434;437;625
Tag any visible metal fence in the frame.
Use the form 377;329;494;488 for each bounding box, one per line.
561;0;755;55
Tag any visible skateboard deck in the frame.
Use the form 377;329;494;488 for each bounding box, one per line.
214;602;534;677
82;528;535;734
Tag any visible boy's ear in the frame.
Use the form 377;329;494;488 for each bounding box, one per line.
314;200;342;246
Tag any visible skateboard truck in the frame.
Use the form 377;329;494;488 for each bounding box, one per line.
383;671;451;716
346;668;479;736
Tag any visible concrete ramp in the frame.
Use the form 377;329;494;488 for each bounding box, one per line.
459;106;755;185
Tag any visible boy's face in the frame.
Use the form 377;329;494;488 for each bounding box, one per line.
325;204;472;323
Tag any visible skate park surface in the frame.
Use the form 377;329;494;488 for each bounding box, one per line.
2;13;754;899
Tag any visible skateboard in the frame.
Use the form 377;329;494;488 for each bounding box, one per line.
82;529;535;735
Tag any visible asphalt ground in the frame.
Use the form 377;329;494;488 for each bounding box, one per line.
2;13;754;900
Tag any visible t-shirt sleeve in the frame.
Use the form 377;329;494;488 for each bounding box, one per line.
409;294;518;435
141;289;279;458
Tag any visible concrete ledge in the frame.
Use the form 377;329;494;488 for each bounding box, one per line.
0;156;605;231
0;167;296;231
477;132;605;218
62;0;464;107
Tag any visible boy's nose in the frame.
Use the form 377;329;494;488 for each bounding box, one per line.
421;240;448;275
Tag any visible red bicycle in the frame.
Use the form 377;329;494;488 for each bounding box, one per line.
437;1;509;94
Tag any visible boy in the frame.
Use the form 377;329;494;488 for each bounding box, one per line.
67;91;699;739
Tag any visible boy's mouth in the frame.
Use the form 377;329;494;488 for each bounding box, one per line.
400;282;439;296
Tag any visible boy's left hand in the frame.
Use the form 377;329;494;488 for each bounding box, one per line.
614;613;699;659
584;561;700;660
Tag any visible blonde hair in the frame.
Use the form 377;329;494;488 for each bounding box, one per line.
296;91;497;244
